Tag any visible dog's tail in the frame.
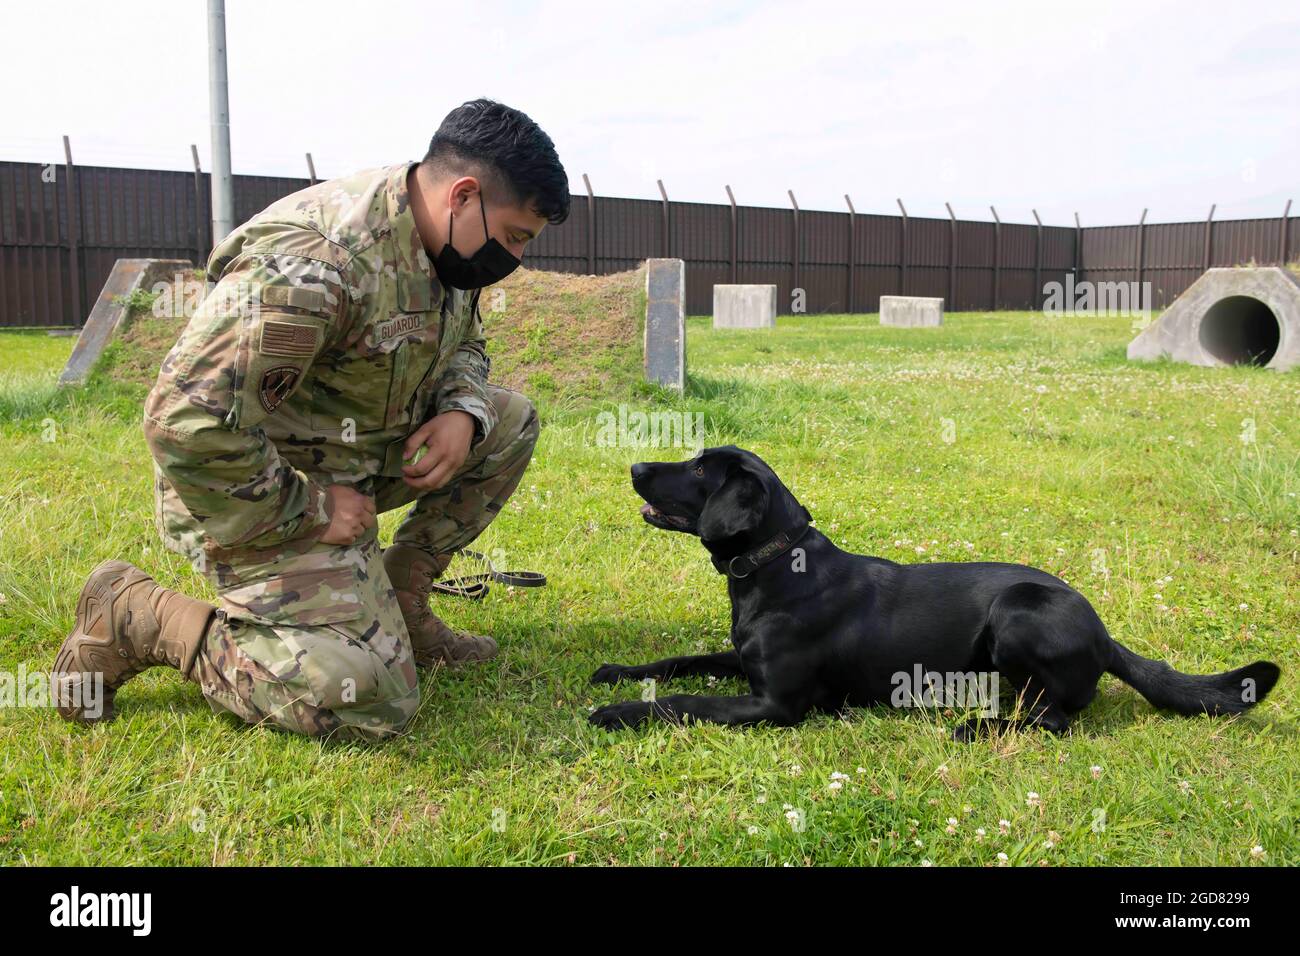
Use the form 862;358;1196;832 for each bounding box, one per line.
1107;641;1279;716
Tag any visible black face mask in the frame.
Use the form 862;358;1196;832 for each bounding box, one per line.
431;189;521;290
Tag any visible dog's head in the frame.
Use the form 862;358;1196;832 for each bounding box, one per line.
630;446;810;554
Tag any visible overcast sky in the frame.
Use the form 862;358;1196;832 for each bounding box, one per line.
4;0;1297;225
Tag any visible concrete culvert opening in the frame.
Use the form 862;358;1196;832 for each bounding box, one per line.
1198;295;1280;366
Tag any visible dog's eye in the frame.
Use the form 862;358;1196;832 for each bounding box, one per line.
694;465;704;477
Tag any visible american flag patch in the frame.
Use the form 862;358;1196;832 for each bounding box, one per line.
260;321;319;357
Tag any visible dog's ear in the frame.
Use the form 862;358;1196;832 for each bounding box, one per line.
699;462;769;542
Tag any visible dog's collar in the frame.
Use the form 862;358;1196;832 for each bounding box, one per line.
710;520;812;579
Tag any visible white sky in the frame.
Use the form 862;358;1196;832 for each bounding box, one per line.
3;0;1297;226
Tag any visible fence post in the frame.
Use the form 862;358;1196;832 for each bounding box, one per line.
990;205;1001;311
725;185;738;284
1136;207;1147;288
1281;199;1293;265
1032;208;1043;310
788;189;800;307
190;144;207;269
305;152;317;185
62;135;83;326
1202;203;1215;272
896;198;908;296
1073;212;1082;277
657;179;670;258
945;202;957;309
844;194;856;313
581;173;595;275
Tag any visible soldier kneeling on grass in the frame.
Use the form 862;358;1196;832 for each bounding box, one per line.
52;98;569;741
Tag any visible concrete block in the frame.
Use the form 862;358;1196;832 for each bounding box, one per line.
713;284;777;328
880;295;944;327
644;258;685;389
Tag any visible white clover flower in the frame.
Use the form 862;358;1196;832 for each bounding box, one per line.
1090;765;1103;780
975;828;986;841
996;852;1009;865
998;819;1011;835
920;859;933;867
747;825;759;836
1250;845;1266;861
1026;792;1041;808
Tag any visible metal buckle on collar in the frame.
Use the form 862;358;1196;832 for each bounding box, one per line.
726;555;754;579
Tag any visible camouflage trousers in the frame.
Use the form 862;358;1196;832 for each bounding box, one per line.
188;385;539;741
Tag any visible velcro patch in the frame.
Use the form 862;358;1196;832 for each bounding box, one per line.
261;320;320;357
259;365;301;413
261;286;326;312
372;313;425;346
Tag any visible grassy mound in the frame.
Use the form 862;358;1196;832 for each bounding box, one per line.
481;264;646;402
93;263;649;406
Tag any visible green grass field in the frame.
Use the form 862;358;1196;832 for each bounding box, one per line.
0;311;1295;865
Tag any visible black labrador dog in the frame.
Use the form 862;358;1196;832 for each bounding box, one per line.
589;446;1280;738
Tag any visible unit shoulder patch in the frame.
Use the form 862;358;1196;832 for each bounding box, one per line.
259;365;301;413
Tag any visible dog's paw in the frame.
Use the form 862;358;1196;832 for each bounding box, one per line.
588;700;648;730
951;722;979;743
589;663;629;685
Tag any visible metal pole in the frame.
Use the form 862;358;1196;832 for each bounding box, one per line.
725;185;738;284
990;205;1001;311
844;194;856;313
896;198;908;295
788;189;800;304
306;152;317;185
945;202;957;309
62;135;83;326
1073;212;1082;277
656;179;669;258
1281;199;1293;266
190;145;208;268
1032;209;1043;310
1136;208;1147;288
207;0;234;244
581;173;595;274
1203;203;1215;273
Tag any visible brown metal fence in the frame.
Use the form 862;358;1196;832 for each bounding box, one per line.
0;157;1295;327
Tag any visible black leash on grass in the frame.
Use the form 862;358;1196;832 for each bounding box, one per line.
428;548;547;600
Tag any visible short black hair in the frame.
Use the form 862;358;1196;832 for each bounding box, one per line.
423;98;570;225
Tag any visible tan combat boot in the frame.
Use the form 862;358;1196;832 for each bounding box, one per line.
53;560;215;723
383;544;499;667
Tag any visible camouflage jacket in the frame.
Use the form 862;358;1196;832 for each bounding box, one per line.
143;162;497;561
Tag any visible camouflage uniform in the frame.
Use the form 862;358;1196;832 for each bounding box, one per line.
143;162;539;741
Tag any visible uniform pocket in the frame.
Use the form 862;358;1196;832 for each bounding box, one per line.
217;565;367;627
217;556;388;709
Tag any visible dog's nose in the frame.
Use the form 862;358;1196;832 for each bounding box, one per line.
630;463;648;481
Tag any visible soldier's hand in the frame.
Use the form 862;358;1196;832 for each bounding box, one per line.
401;411;476;491
320;484;377;545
